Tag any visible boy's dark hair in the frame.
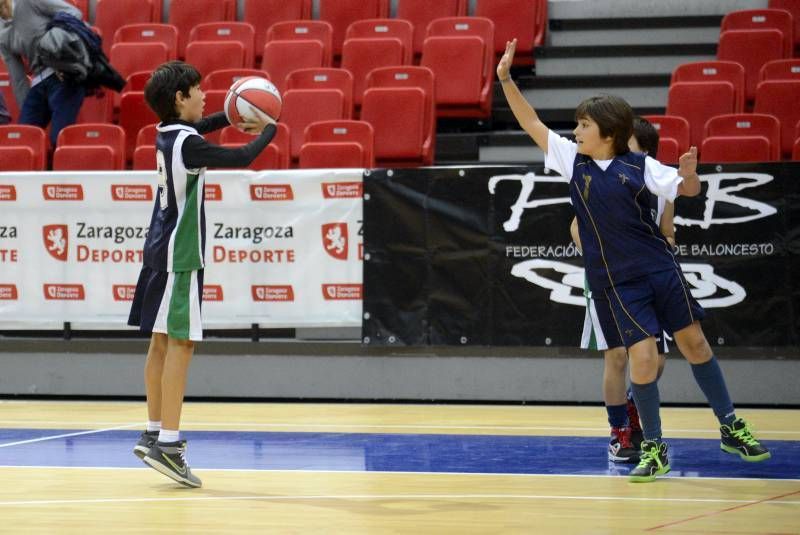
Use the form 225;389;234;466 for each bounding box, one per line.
632;116;659;158
144;61;202;122
574;95;634;155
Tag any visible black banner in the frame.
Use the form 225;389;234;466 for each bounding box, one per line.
362;164;800;346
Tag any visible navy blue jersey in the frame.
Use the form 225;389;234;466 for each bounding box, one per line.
546;131;682;294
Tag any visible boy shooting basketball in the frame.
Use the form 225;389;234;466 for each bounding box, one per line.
128;61;276;487
498;39;769;482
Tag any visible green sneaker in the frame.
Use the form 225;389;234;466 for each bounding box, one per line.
720;418;771;462
143;440;202;488
629;440;670;483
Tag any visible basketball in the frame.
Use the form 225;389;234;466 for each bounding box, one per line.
224;76;282;128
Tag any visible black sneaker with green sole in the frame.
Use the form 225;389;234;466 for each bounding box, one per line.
720;418;771;462
143;440;202;488
133;430;158;460
629;440;670;483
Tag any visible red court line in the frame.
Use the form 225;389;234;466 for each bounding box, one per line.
645;489;800;532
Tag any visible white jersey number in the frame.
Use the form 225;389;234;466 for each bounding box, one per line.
156;150;169;211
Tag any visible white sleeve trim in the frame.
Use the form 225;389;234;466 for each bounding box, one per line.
544;130;577;182
644;155;683;203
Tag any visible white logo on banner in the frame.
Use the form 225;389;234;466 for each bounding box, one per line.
488;173;570;232
511;259;745;308
674;173;777;229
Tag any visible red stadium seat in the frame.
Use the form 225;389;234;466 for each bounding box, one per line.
281;89;346;159
110;42;169;80
244;0;312;61
0;73;20;122
76;91;114;124
53;145;118;170
666;81;736;148
768;0;800;51
361;66;435;166
204;69;271;91
56;124;126;170
700;136;772;163
346;19;414;64
760;59;800;81
421;17;495;118
721;9;794;58
718;29;785;102
189;23;257;68
318;0;389;58
397;0;467;57
136;124;159;148
0;147;36;171
793;120;800;160
168;0;231;58
671;61;746;113
133;145;157;170
285;68;354;118
754;79;800;157
261;40;325;94
119;92;159;161
304;119;374;166
0;125;47;170
341;36;406;108
704;114;781;161
219;122;291;169
641;115;691;154
656;138;681;164
299;142;365;169
126;71;152;93
475;0;546;65
266;20;334;67
201;90;227;145
96;0;156;56
114;24;179;61
185;41;246;77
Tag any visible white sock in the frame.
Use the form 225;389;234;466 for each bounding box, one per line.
146;420;161;433
158;429;180;443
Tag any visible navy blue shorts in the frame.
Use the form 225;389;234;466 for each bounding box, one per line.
603;268;705;349
128;265;205;341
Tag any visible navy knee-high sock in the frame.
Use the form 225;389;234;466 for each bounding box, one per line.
631;381;662;441
691;356;736;426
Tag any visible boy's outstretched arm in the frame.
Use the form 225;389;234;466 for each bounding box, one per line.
676;147;700;197
497;38;549;153
660;202;676;248
183;123;277;169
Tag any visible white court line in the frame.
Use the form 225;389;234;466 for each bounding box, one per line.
0;421;798;435
0;493;797;508
0;424;140;448
1;465;799;483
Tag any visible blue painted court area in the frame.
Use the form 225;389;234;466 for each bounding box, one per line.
0;429;798;479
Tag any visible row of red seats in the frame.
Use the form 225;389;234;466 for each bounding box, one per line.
666;59;800;156
0;64;437;170
0;119;374;171
104;64;436;166
67;0;545;64
645;114;800;163
105;16;495;116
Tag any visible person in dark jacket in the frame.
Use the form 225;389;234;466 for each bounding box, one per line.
0;0;85;146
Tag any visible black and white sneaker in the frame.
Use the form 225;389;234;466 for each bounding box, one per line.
143;440;202;488
133;430;159;460
608;426;639;463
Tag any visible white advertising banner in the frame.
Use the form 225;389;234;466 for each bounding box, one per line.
0;169;363;328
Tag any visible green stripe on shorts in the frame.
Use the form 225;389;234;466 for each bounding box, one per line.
167;271;192;340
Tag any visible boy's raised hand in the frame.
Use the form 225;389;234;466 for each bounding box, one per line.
497;38;516;81
238;113;276;135
678;146;698;175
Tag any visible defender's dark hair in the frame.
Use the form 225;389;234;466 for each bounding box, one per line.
632;116;659;158
144;61;202;122
574;94;634;156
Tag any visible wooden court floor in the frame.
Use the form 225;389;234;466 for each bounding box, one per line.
0;401;798;534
